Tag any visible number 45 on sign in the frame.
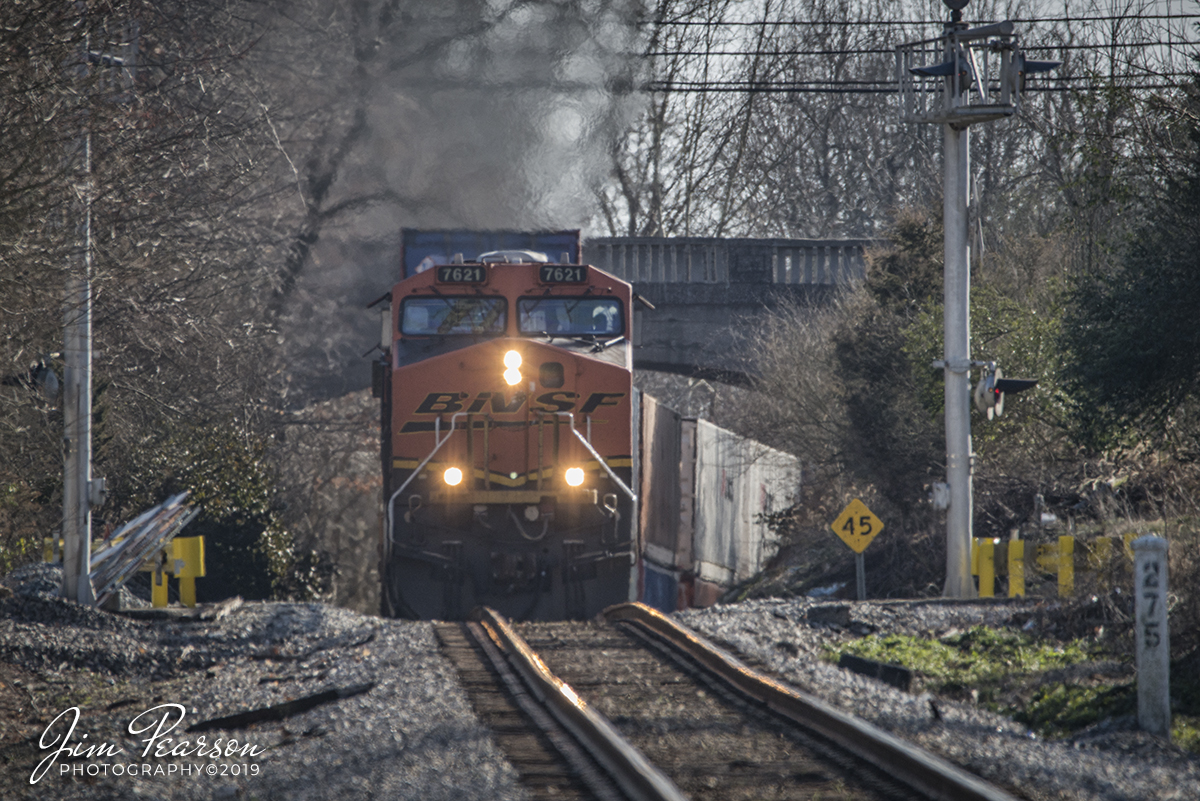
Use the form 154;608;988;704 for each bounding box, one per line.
832;499;883;554
831;499;883;601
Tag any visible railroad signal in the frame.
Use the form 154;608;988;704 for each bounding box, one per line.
1006;52;1061;95
973;363;1038;420
974;364;1004;420
900;3;1057;598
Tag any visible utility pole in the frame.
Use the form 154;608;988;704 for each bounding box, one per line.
942;80;973;598
61;62;97;606
898;0;1056;597
61;24;132;605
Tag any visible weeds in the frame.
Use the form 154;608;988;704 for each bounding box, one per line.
1016;683;1135;737
829;623;1200;753
828;626;1099;705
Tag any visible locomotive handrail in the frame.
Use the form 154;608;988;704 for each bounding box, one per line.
385;412;466;546
552;412;637;503
386;410;636;548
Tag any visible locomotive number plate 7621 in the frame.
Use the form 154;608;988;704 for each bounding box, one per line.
436;265;487;283
539;265;586;283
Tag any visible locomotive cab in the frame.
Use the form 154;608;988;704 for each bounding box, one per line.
377;248;637;620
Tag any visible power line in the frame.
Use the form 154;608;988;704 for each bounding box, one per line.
650;72;1198;87
647;13;1200;27
643;82;1188;94
645;74;1195;93
638;12;1200;95
644;40;1200;58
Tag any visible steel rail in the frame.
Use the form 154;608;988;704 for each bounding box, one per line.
603;602;1022;801
473;607;688;801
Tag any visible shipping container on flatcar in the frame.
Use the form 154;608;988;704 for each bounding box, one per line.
636;393;800;613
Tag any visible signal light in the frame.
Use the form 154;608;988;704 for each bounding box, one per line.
564;467;585;487
974;364;1038;420
974;365;1002;420
1005;53;1060;95
443;467;463;486
909;45;975;91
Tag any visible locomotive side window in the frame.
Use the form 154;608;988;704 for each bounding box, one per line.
517;298;623;336
400;297;506;336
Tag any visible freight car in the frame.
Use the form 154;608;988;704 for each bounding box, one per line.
372;230;799;620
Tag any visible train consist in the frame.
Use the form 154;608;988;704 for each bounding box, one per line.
372;230;798;620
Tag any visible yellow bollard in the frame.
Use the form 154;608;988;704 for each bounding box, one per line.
1123;532;1138;560
978;538;996;598
151;567;169;607
1008;540;1025;597
139;537;205;608
171;536;206;608
1058;535;1075;597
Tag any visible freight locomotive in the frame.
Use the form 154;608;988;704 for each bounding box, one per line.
372;231;639;620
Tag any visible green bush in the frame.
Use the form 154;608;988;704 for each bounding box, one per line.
116;419;325;602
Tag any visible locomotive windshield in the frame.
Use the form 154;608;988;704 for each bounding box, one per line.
517;297;623;336
401;297;506;336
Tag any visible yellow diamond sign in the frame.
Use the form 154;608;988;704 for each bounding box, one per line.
831;499;883;554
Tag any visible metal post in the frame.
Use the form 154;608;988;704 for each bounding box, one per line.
943;114;975;598
898;4;1043;598
1133;536;1171;738
61;128;96;606
855;552;866;601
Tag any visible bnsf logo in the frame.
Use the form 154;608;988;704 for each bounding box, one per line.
413;391;625;415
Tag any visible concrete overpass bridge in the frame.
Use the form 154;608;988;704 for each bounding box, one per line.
582;237;872;385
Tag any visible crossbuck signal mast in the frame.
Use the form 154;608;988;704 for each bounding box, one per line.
897;0;1052;598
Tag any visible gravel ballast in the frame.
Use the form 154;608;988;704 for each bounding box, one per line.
0;565;528;801
3;564;1199;800
677;597;1200;801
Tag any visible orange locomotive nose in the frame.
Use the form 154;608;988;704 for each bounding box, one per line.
378;239;635;620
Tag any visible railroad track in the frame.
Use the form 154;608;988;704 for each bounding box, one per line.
436;604;1022;801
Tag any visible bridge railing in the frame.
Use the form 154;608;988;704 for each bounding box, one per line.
584;236;872;285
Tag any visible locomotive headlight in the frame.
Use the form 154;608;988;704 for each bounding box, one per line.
564;467;585;487
502;350;523;386
443;467;463;486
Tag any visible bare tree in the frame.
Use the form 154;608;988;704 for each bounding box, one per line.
597;0;1198;246
1;0;291;573
244;0;645;402
597;0;942;238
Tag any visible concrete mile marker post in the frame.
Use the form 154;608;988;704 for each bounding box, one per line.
1132;536;1170;738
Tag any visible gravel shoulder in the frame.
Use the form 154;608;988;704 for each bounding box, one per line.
676;597;1200;801
0;565;528;801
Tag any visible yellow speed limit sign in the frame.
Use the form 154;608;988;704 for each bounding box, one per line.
832;499;883;553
